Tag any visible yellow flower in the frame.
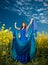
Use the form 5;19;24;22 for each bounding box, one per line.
0;37;2;40
4;29;9;33
2;51;6;56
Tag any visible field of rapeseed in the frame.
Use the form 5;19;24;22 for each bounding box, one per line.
0;24;48;65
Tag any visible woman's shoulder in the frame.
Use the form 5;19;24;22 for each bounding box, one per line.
20;28;26;33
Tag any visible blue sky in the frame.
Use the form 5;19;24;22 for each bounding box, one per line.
0;0;48;32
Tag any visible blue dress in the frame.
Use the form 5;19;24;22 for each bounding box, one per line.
12;28;30;63
16;28;30;63
11;21;37;63
19;28;27;41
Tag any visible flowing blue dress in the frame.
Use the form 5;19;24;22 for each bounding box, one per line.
11;21;37;63
16;28;30;63
11;28;30;63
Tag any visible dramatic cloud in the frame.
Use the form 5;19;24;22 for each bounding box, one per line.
40;19;48;24
0;0;48;24
37;8;47;12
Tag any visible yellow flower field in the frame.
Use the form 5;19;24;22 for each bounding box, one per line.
0;24;13;60
0;24;13;46
36;31;48;49
0;24;48;65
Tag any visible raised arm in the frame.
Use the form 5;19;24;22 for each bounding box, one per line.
26;18;34;31
14;22;20;30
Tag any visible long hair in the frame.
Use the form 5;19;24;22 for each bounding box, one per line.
20;23;27;30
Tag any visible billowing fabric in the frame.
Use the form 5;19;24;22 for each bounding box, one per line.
11;21;37;63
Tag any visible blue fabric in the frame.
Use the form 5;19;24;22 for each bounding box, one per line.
11;21;37;63
29;20;37;60
20;28;27;41
11;29;30;63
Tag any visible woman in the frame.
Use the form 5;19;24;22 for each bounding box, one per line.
12;18;34;63
14;18;34;41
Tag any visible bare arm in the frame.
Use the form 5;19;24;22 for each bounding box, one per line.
26;18;34;31
14;22;20;30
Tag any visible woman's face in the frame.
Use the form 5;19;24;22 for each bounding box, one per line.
22;23;26;27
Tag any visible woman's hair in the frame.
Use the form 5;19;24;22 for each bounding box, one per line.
20;23;27;29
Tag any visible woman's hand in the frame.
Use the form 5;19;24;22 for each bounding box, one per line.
31;18;34;21
26;18;34;31
30;18;34;24
15;22;16;24
14;22;17;28
14;22;17;26
14;22;20;30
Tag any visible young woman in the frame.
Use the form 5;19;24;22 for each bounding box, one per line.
12;18;34;63
14;18;34;41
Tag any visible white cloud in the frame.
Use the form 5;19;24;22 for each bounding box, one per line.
35;0;43;2
30;7;32;10
20;0;31;3
14;0;32;16
17;9;22;15
40;19;48;24
20;9;27;16
19;7;32;17
41;16;45;19
43;10;48;13
25;7;29;10
20;7;24;12
19;7;27;16
11;7;22;15
37;8;43;11
18;12;22;15
39;13;43;15
37;8;47;12
16;1;23;6
43;2;48;6
33;17;39;19
32;14;38;17
20;0;24;3
21;7;25;10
